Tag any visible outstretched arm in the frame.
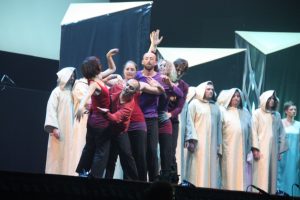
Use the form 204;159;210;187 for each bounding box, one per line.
100;48;119;79
75;82;99;121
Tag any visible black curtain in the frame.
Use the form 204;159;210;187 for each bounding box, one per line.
182;51;245;96
0;86;49;173
59;3;152;77
264;45;300;120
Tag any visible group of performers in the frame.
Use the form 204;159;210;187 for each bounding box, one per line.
44;30;299;196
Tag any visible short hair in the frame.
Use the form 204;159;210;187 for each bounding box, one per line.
127;78;140;91
207;81;213;86
173;58;189;72
81;56;101;79
283;101;296;111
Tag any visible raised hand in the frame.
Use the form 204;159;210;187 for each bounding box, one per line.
106;48;119;57
150;29;163;47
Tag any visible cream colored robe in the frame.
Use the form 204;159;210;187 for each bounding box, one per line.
44;67;75;175
251;90;287;194
69;78;89;176
185;81;222;188
221;88;251;191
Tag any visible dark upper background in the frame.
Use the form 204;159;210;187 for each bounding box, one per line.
1;0;300;92
114;0;300;48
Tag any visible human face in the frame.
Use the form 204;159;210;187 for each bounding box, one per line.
123;79;139;96
229;91;241;108
142;52;157;71
285;105;297;118
123;62;137;80
267;95;275;109
68;72;76;86
204;84;214;100
175;64;187;80
158;60;168;75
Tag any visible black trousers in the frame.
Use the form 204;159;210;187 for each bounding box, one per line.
171;121;179;173
105;131;138;180
76;124;110;178
128;129;147;181
145;118;159;182
159;133;172;172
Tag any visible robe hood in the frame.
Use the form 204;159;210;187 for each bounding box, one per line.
186;86;196;103
224;88;245;109
217;89;230;107
57;67;76;90
259;90;279;112
195;81;216;102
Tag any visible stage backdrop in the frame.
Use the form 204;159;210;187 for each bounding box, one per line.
235;31;300;120
59;1;152;77
0;86;49;173
157;47;246;95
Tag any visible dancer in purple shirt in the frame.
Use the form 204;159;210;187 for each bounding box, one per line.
149;29;190;180
135;51;166;181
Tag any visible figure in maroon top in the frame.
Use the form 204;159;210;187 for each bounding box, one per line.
168;58;189;178
75;48;118;178
104;60;164;181
98;78;141;180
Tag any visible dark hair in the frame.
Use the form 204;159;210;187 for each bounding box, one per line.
283;101;296;111
173;58;189;72
81;56;101;79
124;60;138;71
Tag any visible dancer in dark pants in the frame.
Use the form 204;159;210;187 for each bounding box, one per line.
75;49;118;178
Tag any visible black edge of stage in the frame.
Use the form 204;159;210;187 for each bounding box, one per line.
0;171;299;200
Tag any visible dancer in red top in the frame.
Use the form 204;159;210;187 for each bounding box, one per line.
98;78;141;180
75;48;118;178
105;60;164;181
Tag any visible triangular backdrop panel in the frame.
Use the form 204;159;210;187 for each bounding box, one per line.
158;47;246;94
236;31;300;54
157;47;245;67
59;1;152;77
235;31;300;120
61;1;152;25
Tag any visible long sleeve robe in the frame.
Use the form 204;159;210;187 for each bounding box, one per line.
221;88;252;191
44;67;75;175
184;81;222;188
251;90;288;194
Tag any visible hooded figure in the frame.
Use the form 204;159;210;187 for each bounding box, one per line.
217;89;230;108
184;81;222;188
251;90;288;194
69;77;89;176
44;67;75;175
220;88;252;191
